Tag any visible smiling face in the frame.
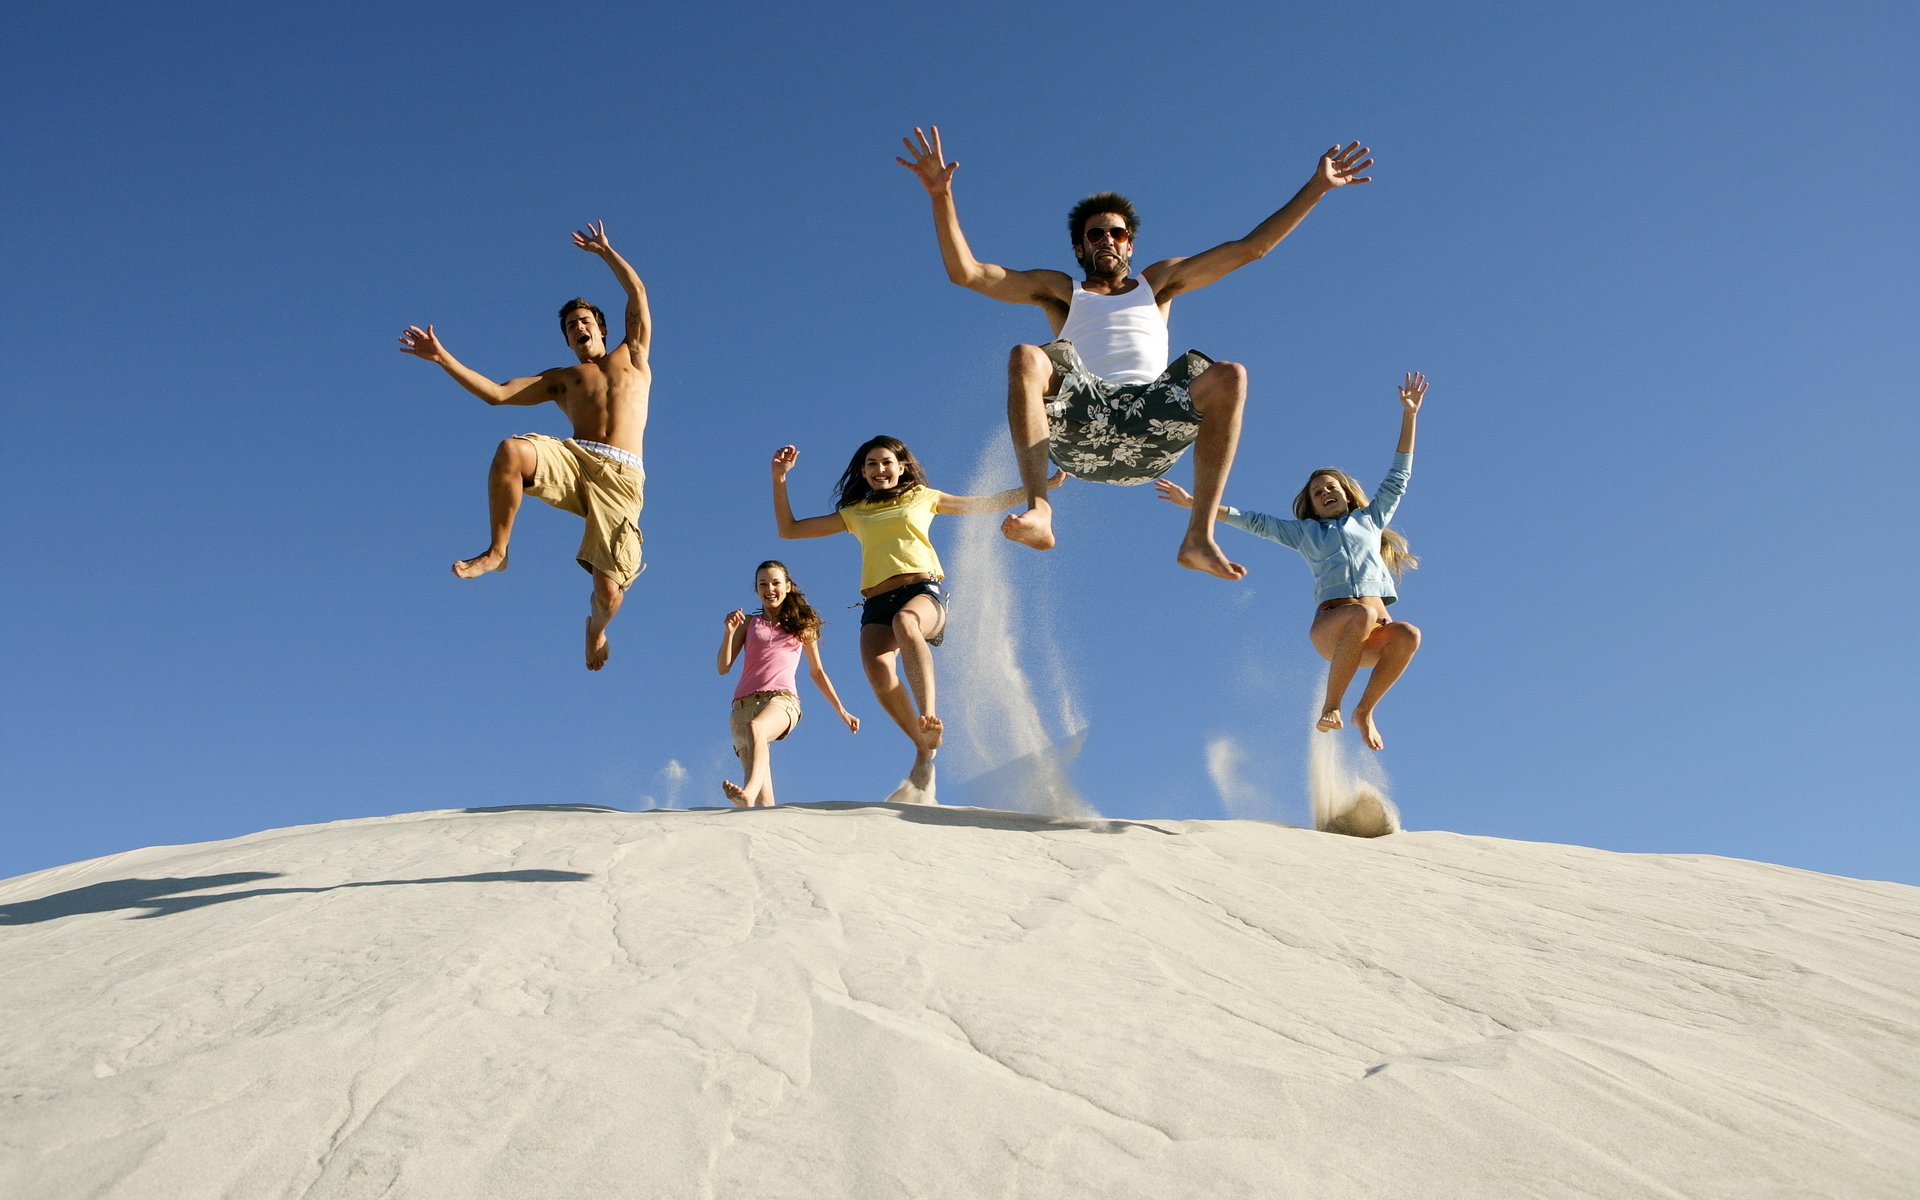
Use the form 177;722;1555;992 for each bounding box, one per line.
755;565;792;611
1307;473;1353;519
861;446;904;493
1074;212;1133;281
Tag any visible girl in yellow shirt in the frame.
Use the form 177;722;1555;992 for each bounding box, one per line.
772;437;1060;800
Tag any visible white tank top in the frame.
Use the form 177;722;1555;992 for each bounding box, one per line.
1057;277;1168;384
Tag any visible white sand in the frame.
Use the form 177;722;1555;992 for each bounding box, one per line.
3;804;1917;1199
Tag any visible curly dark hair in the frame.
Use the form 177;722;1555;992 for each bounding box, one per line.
753;560;823;642
1067;192;1138;245
832;435;928;510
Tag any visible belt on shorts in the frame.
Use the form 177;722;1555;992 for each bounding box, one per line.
732;689;796;709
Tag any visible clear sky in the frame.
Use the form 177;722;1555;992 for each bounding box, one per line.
4;2;1915;886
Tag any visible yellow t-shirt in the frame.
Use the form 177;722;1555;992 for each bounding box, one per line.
838;486;945;591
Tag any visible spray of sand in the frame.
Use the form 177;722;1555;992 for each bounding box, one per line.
936;431;1094;818
1304;671;1401;837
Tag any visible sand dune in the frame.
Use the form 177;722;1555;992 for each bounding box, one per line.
3;804;1916;1198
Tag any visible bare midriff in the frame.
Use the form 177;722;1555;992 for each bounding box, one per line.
863;571;940;599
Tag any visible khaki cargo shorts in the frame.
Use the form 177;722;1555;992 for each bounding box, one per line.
730;690;801;753
516;434;645;588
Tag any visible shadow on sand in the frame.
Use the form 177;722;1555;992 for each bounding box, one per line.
449;799;1180;837
2;869;592;925
786;801;1182;837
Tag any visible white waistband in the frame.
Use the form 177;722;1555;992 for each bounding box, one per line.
576;440;643;470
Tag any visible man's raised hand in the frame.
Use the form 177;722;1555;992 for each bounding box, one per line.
1317;142;1375;190
572;220;614;257
896;126;958;195
397;324;445;362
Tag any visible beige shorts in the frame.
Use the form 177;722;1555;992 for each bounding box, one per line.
730;690;801;754
516;434;645;588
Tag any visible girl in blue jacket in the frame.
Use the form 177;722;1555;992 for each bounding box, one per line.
1156;372;1427;750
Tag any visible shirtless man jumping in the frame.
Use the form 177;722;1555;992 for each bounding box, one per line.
398;221;652;671
898;126;1371;580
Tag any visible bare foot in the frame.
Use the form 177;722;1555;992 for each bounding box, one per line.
721;780;750;807
1175;533;1246;581
918;715;944;752
452;549;508;579
1001;503;1056;551
1353;708;1384;751
585;619;610;671
1316;708;1344;733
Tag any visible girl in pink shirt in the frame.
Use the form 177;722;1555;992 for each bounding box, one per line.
717;561;860;807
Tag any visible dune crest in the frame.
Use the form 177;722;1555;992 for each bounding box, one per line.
3;804;1917;1198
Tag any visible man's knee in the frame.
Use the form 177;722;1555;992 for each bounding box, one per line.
1192;361;1247;407
494;437;535;475
592;574;625;614
1009;343;1055;384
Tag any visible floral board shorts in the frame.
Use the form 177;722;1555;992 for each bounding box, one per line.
1042;341;1215;486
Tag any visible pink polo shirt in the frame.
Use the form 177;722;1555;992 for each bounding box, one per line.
733;616;804;700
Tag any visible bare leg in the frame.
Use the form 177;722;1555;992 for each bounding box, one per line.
1002;344;1062;551
892;598;943;744
742;706;791;806
861;620;937;787
455;438;536;578
1311;602;1383;734
584;571;624;672
860;625;921;742
1176;362;1249;580
1350;623;1421;751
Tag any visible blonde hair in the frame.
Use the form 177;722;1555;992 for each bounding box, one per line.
1292;468;1419;579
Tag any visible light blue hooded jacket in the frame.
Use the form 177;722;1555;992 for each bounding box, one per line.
1220;452;1412;605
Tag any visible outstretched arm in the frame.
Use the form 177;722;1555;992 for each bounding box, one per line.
1365;371;1427;524
1160;478;1306;549
897;125;1072;307
936;470;1066;515
1395;370;1425;455
803;639;861;733
771;446;851;539
1145;142;1374;301
397;324;559;406
573;221;651;365
1153;478;1230;521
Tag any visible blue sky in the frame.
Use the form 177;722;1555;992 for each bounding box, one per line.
4;1;1915;885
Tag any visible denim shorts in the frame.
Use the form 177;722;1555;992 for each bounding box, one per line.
860;580;947;647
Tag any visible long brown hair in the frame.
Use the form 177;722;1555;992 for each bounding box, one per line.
754;560;822;642
1292;468;1419;579
832;435;928;510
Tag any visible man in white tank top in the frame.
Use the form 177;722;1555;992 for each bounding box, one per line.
898;127;1372;580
